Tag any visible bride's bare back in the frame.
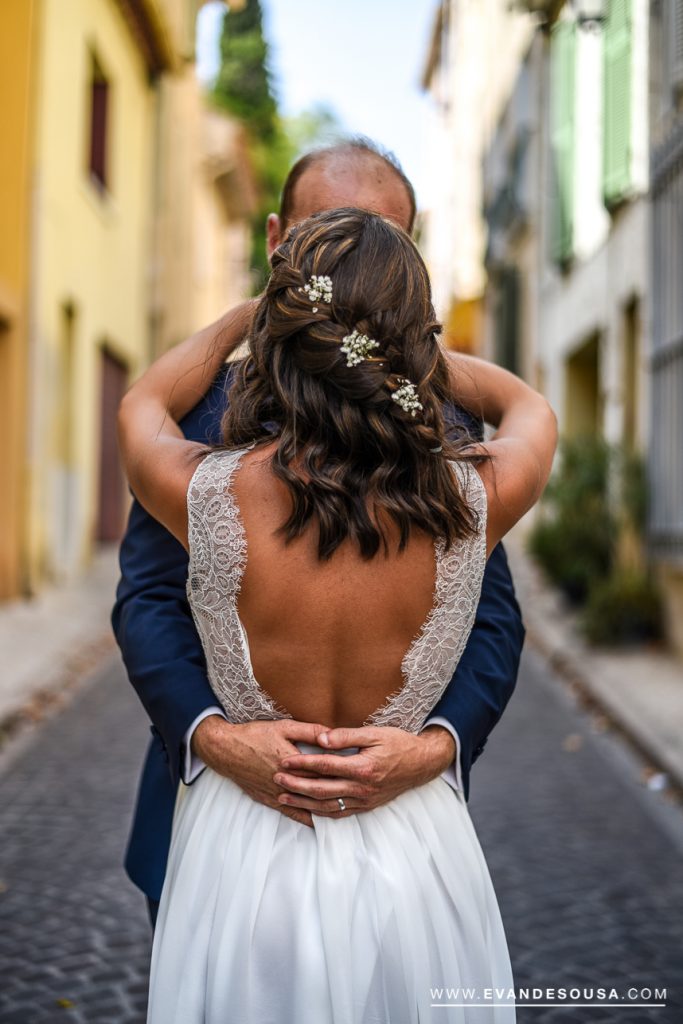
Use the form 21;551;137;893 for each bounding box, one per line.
186;443;488;736
234;445;438;729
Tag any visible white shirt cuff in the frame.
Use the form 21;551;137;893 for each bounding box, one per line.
421;716;463;793
182;706;227;784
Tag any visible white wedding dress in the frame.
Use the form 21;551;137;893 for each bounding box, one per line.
146;448;516;1023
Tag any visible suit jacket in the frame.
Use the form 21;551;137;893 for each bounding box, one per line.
112;364;526;901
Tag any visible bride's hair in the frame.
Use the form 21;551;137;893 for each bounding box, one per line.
221;207;482;560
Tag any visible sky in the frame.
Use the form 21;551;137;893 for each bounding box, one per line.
196;0;438;207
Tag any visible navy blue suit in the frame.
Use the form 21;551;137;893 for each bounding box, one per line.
112;364;525;902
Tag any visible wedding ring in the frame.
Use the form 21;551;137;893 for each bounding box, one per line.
337;797;347;812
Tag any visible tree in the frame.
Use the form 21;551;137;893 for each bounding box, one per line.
212;3;343;290
213;0;277;139
212;0;290;288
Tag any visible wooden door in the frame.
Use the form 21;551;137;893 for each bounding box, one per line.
96;349;127;541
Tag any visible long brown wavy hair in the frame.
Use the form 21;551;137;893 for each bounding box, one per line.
221;207;483;560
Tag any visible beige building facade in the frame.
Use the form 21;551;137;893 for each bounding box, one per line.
421;0;535;351
26;0;171;588
648;0;683;655
150;65;257;357
423;0;683;656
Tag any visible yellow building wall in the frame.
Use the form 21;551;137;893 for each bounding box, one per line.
0;0;39;599
27;0;156;587
443;296;484;354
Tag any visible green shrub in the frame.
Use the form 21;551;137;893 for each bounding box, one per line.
528;517;612;604
582;571;663;645
529;436;663;643
527;436;615;604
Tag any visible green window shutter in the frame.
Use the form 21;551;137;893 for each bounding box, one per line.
550;20;577;265
603;0;632;206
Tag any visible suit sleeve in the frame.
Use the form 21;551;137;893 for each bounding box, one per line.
429;541;526;800
111;367;233;788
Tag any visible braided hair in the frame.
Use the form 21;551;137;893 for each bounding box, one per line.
221;207;483;560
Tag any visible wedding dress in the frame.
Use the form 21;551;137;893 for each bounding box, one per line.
146;448;516;1023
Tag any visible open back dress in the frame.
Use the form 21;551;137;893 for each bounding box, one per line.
146;447;516;1024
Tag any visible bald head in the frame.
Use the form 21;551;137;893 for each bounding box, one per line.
266;140;416;258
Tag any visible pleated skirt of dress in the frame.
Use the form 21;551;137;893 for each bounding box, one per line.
146;744;516;1024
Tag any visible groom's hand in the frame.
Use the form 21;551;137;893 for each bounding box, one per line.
192;716;335;828
272;725;456;818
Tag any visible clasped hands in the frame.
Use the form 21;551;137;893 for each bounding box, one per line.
191;715;456;827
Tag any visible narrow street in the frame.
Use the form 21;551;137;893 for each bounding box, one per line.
470;648;683;1023
0;646;681;1024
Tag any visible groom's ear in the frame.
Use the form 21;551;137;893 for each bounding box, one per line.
266;213;283;261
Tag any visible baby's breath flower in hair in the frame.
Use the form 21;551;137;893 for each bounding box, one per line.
392;378;423;418
299;274;333;307
340;330;380;367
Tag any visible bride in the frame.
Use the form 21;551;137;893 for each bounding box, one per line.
118;207;557;1023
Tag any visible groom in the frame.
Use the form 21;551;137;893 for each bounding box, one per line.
112;137;525;927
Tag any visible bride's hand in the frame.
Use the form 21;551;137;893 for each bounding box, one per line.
191;715;338;828
272;724;456;817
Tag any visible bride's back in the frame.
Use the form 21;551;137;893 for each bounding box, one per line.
233;445;438;728
187;209;489;732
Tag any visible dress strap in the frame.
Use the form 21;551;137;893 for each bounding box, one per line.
450;458;488;538
185;445;291;724
186;448;249;594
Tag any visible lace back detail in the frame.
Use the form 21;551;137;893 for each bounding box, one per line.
186;452;488;732
364;460;488;732
186;448;292;723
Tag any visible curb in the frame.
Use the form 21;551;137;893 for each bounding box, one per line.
504;530;683;798
524;619;683;799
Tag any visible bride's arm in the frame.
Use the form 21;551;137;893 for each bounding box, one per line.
443;349;528;428
117;300;256;546
442;349;558;554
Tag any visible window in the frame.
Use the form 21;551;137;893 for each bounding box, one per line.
494;266;520;375
621;298;639;453
649;144;683;554
96;348;128;542
88;52;109;190
564;334;602;439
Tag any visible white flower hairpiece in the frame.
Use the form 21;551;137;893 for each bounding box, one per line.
392;378;423;418
298;274;333;312
340;330;380;367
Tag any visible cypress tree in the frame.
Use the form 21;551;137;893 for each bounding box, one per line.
212;0;292;288
213;0;278;140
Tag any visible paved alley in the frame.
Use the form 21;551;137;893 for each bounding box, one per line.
0;647;682;1023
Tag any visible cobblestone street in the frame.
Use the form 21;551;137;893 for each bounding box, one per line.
0;658;151;1024
0;646;681;1024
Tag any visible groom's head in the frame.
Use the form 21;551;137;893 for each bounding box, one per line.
266;137;416;258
